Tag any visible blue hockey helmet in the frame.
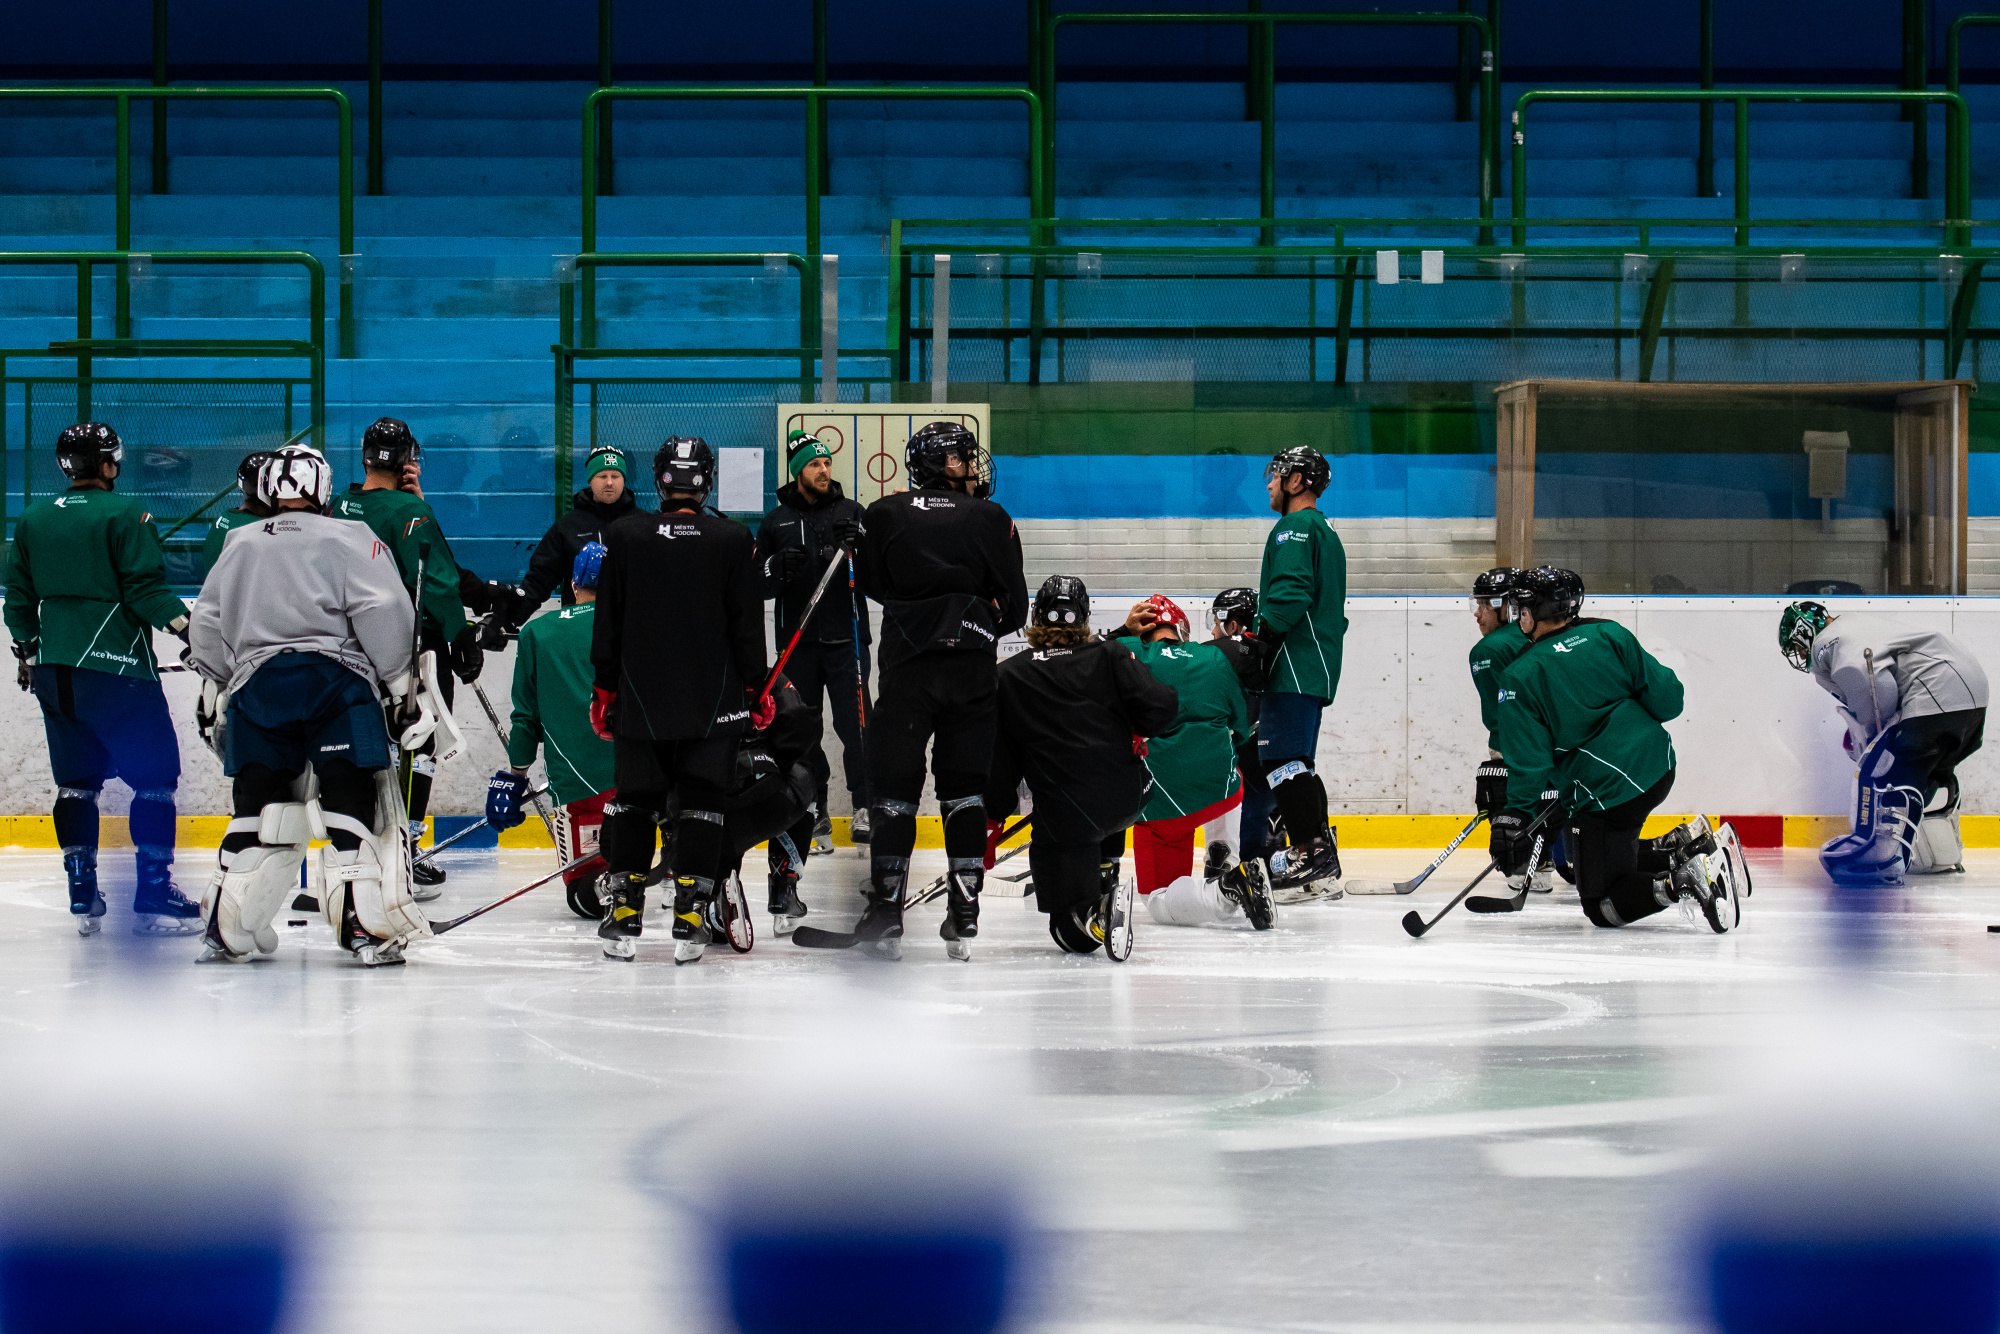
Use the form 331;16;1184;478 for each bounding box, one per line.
572;541;608;592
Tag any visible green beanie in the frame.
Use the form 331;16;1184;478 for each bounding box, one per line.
786;432;834;479
584;447;628;479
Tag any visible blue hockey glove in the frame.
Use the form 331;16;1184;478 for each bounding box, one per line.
487;769;530;830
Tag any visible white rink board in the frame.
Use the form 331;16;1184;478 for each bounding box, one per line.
0;596;1994;820
776;403;989;506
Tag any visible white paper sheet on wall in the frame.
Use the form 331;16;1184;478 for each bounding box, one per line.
719;447;764;512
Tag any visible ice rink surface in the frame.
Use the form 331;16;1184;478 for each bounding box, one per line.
6;842;2000;1334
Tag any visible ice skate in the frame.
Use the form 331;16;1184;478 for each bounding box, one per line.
1203;840;1236;884
810;815;835;856
1269;830;1341;901
566;870;609;921
853;897;903;962
1217;858;1275;930
1085;860;1135;961
1661;816;1738;933
410;824;445;901
1049;905;1100;955
706;872;753;953
939;865;980;961
132;858;202;936
65;848;105;937
671;876;710;965
767;869;808;937
849;807;872;845
598;871;645;961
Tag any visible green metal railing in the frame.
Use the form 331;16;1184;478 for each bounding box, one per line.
1042;12;1497;246
580;85;1045;339
0;87;355;355
1511;89;1971;247
1948;13;2000;94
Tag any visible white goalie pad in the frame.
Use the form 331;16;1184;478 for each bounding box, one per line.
201;803;314;959
1909;810;1965;875
395;650;466;764
1145;874;1236;927
317;769;432;946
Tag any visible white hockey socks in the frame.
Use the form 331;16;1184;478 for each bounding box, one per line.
1145;873;1238;927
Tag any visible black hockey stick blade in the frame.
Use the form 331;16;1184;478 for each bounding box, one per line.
790;924;864;950
1403;803;1558;938
1465;890;1528;913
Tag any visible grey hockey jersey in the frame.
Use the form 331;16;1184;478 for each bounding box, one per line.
1811;625;1989;743
190;510;416;693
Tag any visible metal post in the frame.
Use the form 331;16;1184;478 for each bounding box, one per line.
805;93;823;320
1489;0;1504;200
1455;0;1473;121
1245;0;1265;122
814;0;830;196
116;98;131;338
1912;0;1930;201
76;259;93;422
821;253;839;404
1259;15;1276;246
1733;97;1749;246
931;254;951;404
1697;0;1713;197
597;0;614;196
1478;24;1495;243
152;0;168;195
1332;255;1356;385
368;0;384;195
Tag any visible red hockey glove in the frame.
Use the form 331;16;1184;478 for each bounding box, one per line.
750;691;776;731
983;819;1005;870
590;686;617;740
1131;735;1149;758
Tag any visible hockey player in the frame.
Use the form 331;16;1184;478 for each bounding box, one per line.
1779;601;1988;886
511;445;638;618
1109;595;1274;930
756;429;873;856
330;417;479;893
1488;567;1741;932
590;437;767;964
851;421;1029;960
1256;446;1348;894
1467;567;1529;814
188;446;429;965
3;422;201;935
488;542;617;920
197;450;275;578
985;577;1181;955
1200;587;1272;882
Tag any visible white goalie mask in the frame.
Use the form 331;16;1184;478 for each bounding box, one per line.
256;445;332;511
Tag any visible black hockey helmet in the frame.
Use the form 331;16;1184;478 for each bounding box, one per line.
906;420;994;498
362;417;421;473
1209;586;1258;632
1033;574;1089;628
1471;566;1523;612
235;450;277;496
1510;565;1585;626
1264;445;1330;498
56;422;123;483
654;435;715;507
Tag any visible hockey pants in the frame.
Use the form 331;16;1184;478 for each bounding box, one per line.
605;735;736;903
33;664;181;862
1135;790;1243;893
787;637;872;815
1568;768;1677;928
866;654;996;902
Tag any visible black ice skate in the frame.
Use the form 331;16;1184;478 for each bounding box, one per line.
65;848;105;937
1203;840;1236;884
852;897;904;962
1090;859;1135;961
566;870;608;921
1269;829;1341;900
670;876;711;965
767;868;808;936
1218;857;1275;930
940;865;981;961
132;856;202;936
598;871;646;961
702;872;753;953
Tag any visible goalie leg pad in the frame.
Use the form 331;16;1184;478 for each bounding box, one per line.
1908;776;1965;874
321;780;430;945
212;843;306;957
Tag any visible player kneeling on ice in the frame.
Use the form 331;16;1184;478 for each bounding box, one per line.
1484;567;1744;933
488;541;619;919
1109;595;1274;930
983;577;1180;958
188;447;440;965
1780;601;1987;887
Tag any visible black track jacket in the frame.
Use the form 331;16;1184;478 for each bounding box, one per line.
755;479;871;645
519;487;640;611
987;637;1181;839
591;506;766;741
856;487;1029;672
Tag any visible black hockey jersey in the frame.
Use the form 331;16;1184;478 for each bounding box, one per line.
857;487;1028;671
591;507;766;741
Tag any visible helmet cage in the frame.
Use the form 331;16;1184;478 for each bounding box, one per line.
257;447;332;512
1780;600;1831;673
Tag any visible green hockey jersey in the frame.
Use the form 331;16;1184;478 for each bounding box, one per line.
1129;636;1249;823
200;507;260;578
3;487;186;680
1496;618;1684;815
1256;506;1348;702
1469;622;1531;752
507;603;615;804
330;484;465;642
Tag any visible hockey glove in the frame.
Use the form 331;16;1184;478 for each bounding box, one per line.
486;769;530;830
749;691;777;731
1488;810;1535;875
449;627;484;684
478;614;511;652
766;546;807;586
1474;760;1509;814
590;686;617;741
830;516;864;552
12;640;35;692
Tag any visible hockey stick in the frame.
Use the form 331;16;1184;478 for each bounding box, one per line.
848;552;869;735
1401;803;1558;939
758;542;855;710
1344;811;1487;896
469;680;562;848
413;786;550;865
401;554;426;811
791;815;1032;950
428;850;601;936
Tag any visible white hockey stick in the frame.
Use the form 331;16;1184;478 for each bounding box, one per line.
1344;811;1487;895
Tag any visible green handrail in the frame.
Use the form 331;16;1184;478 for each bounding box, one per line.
0;250;327;524
369;0;384;195
0;87;355;357
1043;12;1497;246
1947;13;2000;93
580;85;1045;343
152;0;168;194
1510;89;1971;248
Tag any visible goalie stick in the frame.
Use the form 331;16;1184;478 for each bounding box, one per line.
1402;802;1558;939
791;815;1032;951
1344;811;1487;895
428;850;602;936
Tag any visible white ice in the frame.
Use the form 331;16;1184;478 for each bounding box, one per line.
5;841;2000;1334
